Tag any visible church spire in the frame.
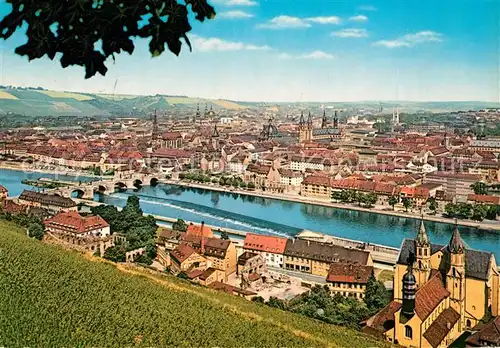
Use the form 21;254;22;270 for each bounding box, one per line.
299;111;305;128
333;110;338;129
307;111;313;129
321;109;327;128
449;223;465;254
416;218;430;247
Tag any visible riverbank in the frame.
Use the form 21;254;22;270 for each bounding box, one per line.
0;162;110;180
166;180;500;232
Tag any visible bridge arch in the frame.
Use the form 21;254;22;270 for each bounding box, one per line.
133;179;143;189
94;185;107;194
71;189;85;199
115;182;127;192
150;177;159;187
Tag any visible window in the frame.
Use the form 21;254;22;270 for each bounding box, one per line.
466;319;471;328
405;325;413;339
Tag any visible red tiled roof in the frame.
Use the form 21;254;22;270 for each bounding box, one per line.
162;131;182;140
415;272;449;320
466;316;500;346
363;300;402;334
467;194;500;205
186;224;213;238
244;233;288;254
0;185;8;193
423;307;460;348
44;212;109;234
170;243;198;264
326;263;373;284
302;175;331;187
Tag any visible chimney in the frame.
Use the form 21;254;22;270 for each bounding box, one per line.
307;240;310;246
446;322;451;330
201;221;205;254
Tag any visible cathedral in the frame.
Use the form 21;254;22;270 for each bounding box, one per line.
363;221;500;347
298;110;343;143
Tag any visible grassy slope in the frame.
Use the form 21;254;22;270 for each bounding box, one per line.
0;221;389;348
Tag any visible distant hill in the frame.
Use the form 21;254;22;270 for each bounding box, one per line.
1;87;497;117
0;88;248;117
0;222;388;347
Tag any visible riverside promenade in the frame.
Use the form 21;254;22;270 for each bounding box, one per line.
166;180;500;232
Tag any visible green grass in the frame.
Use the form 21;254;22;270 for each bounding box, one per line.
0;221;389;348
36;90;94;101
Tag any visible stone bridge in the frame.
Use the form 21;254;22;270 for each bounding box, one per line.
49;174;163;200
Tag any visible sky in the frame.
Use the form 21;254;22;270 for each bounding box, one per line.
0;0;499;102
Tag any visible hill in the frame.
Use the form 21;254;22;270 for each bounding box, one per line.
0;222;389;348
0;88;248;117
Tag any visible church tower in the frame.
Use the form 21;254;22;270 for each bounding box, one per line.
446;225;466;331
321;109;328;128
307;111;313;129
194;103;200;124
402;252;417;319
333;110;338;129
298;111;311;143
414;219;431;288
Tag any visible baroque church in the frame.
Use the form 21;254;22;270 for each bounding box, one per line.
298;109;343;143
363;221;500;347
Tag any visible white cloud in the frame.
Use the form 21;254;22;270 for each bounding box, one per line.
212;0;258;6
349;15;368;22
331;28;368;38
358;5;377;11
278;50;335;60
218;10;254;19
191;35;271;52
257;15;311;29
374;31;444;48
305;16;341;24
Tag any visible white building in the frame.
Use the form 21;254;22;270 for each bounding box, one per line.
243;233;288;269
44;211;110;238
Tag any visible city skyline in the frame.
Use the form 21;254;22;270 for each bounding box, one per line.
0;0;499;102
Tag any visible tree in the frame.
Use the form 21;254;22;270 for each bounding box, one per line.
0;0;216;79
220;230;229;240
470;182;488;195
266;297;287;310
388;196;398;210
28;222;45;241
332;191;342;202
364;275;389;312
103;244;126;263
402;197;413;212
247;182;256;190
486;205;500;220
172;219;188;232
471;204;488;221
428;197;438;214
364;193;378;208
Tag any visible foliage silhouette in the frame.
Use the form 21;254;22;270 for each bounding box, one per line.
0;0;216;78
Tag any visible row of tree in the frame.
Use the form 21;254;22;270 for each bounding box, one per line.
253;276;389;329
331;190;378;208
178;172;256;189
91;196;157;264
445;203;500;221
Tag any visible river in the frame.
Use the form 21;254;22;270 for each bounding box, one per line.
1;168;499;260
98;183;500;260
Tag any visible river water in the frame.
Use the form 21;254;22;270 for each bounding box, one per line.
98;184;500;260
1;168;499;260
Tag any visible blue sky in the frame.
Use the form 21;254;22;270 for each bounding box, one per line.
0;0;499;102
